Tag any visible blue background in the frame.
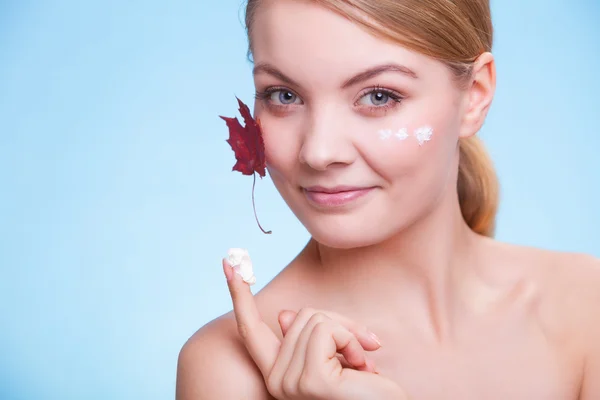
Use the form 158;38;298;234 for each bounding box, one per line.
0;1;598;399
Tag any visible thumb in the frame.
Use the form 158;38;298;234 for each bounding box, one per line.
278;309;297;336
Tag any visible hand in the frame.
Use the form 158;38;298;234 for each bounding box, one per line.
277;308;380;372
223;258;408;400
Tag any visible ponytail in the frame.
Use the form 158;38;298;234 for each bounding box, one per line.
457;136;499;237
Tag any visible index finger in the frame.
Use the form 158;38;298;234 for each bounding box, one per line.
223;258;280;376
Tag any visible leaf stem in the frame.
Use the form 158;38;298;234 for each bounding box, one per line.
252;172;272;234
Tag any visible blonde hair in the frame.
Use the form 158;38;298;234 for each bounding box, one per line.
245;0;499;237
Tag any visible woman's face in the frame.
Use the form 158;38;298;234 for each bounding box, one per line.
250;1;472;248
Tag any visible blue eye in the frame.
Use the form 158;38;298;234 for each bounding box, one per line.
271;90;298;105
360;91;390;106
355;87;405;113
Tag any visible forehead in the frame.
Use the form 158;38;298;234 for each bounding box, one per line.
250;0;445;87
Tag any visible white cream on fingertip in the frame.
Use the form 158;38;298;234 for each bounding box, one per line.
227;248;256;285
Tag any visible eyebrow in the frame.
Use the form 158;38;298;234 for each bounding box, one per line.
253;63;301;87
341;63;418;88
252;62;418;89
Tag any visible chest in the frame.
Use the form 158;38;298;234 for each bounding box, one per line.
370;323;582;400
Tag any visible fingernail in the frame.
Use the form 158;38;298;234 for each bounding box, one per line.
231;266;243;283
369;331;382;347
366;358;378;373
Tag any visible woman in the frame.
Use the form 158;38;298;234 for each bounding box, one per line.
177;0;600;398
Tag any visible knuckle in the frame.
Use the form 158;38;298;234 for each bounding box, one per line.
308;312;329;324
281;375;297;397
265;372;282;398
297;379;312;396
312;320;331;336
298;370;321;397
297;307;316;319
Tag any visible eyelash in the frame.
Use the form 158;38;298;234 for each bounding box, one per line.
254;85;405;115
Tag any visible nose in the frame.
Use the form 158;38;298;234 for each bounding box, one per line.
298;108;357;171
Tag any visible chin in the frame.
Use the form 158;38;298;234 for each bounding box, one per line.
300;213;396;249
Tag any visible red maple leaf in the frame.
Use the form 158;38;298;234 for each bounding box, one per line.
219;97;271;234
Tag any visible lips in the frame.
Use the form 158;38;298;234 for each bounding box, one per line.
302;185;375;207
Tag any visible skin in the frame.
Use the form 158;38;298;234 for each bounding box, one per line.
177;1;600;399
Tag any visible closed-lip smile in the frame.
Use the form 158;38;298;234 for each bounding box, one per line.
302;185;376;208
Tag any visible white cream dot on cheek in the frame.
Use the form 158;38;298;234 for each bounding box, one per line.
377;128;409;141
414;126;434;146
378;129;393;140
395;128;409;141
375;126;433;145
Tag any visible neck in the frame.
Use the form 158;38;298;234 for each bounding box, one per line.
302;188;485;341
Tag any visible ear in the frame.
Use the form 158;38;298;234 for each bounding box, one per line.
459;52;496;138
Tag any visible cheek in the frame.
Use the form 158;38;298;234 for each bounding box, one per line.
358;92;462;175
259;115;300;182
357;117;457;181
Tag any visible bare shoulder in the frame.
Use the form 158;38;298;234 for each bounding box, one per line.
514;245;600;345
485;240;600;336
532;248;600;316
540;250;600;398
175;312;273;400
550;251;600;335
510;245;600;319
488;240;600;306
